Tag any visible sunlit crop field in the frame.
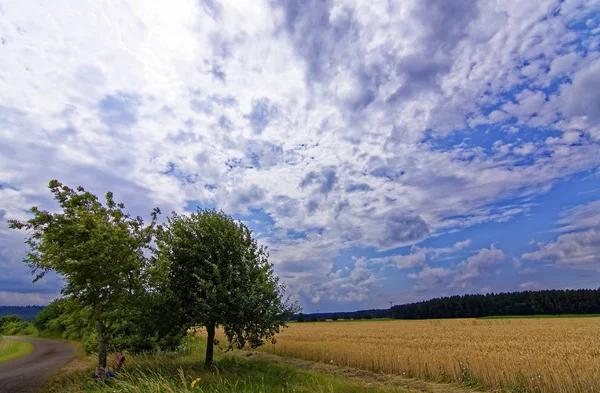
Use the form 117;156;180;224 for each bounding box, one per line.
253;318;600;392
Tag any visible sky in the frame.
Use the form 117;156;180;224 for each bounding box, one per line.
0;0;599;312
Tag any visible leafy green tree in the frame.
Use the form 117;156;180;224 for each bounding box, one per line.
363;312;373;319
353;313;363;320
331;314;339;321
9;180;160;372
343;314;352;320
310;315;319;322
296;313;305;322
0;315;21;328
156;209;299;367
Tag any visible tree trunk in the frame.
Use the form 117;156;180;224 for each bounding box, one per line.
97;319;108;369
94;299;108;373
205;322;215;368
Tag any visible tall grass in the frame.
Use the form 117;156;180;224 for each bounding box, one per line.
42;335;411;393
0;337;34;363
251;318;600;393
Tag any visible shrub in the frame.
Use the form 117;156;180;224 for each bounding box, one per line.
0;320;38;336
0;315;21;328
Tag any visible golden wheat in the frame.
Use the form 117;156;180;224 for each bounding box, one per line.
246;318;600;392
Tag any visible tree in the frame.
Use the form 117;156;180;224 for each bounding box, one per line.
297;313;305;322
310;315;319;322
9;180;159;373
353;313;363;320
364;312;373;319
156;209;299;367
331;314;339;321
0;315;21;328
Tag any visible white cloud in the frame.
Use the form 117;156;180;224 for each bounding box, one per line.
557;200;600;233
408;265;453;292
0;292;62;307
451;246;505;289
386;251;428;270
1;0;600;309
519;281;541;291
522;229;600;271
408;246;505;292
371;239;472;270
522;199;600;272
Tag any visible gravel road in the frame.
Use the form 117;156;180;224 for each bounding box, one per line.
0;337;76;393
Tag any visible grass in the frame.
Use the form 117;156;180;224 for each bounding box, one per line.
0;336;34;363
249;317;600;393
41;335;416;393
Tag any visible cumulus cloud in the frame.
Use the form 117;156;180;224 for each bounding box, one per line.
409;246;505;292
1;0;600;308
519;281;541;291
451;247;505;289
372;239;472;269
409;265;453;292
522;200;600;271
522;229;600;271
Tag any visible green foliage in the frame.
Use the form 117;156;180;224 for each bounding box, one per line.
363;313;373;320
156;209;299;366
0;316;38;336
353;313;363;320
343;314;352;320
42;336;402;393
310;315;319;322
331;314;339;321
9;180;162;368
0;315;21;328
296;313;305;322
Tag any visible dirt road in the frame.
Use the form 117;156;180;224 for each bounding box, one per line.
0;337;75;393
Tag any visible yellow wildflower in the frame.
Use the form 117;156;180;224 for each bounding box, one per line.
191;377;201;388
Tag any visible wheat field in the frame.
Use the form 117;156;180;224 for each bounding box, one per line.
250;318;599;392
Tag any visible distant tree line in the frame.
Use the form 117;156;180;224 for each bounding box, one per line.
0;306;44;322
390;289;600;319
294;308;388;321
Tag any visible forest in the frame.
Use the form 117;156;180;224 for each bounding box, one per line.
0;306;44;321
389;289;600;319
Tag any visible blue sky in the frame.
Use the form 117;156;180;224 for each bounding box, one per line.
0;0;599;311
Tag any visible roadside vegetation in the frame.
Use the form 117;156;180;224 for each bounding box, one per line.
0;315;38;336
0;336;34;363
42;335;415;393
9;180;299;383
